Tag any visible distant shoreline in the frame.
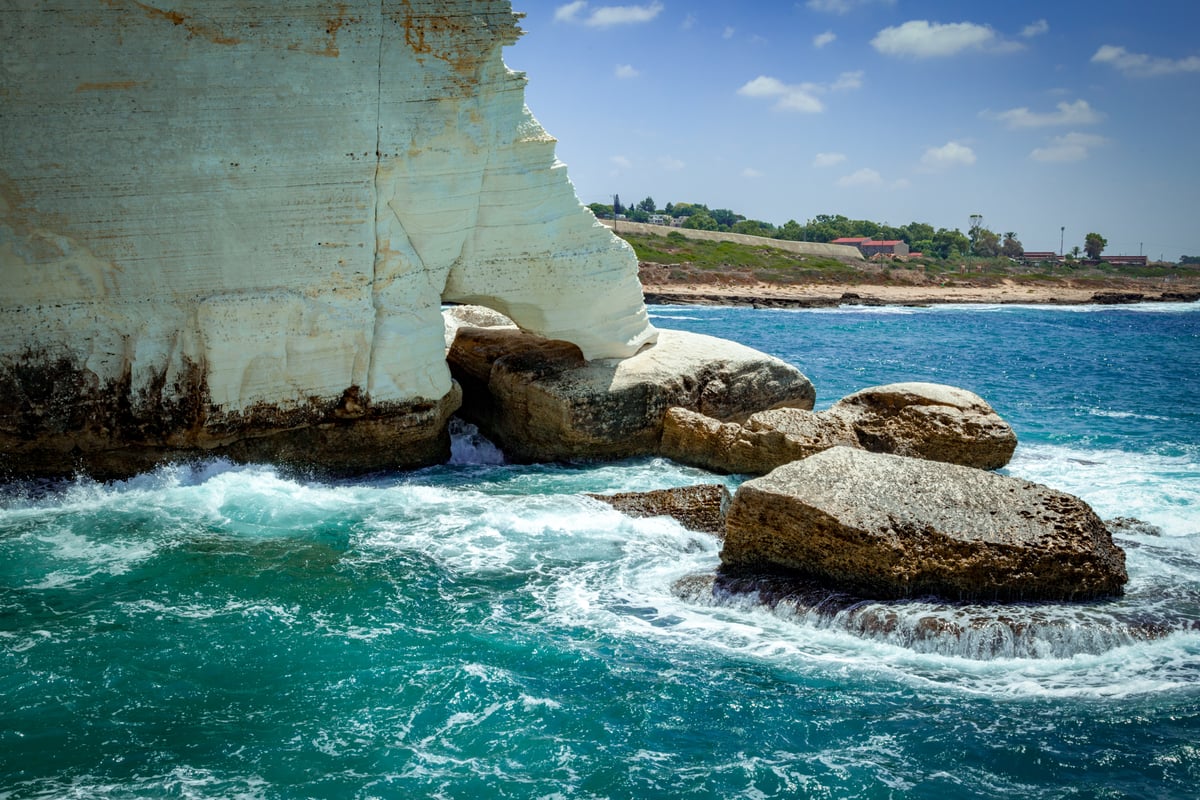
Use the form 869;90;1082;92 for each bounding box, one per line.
642;281;1200;309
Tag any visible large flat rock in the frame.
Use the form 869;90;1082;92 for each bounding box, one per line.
722;447;1127;601
448;326;815;462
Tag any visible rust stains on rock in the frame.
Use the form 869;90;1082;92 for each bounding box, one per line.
112;0;243;46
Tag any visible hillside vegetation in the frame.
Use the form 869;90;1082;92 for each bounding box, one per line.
615;229;1197;290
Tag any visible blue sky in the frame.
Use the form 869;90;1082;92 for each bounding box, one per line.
506;1;1200;260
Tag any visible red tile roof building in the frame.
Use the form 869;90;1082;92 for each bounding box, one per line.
831;237;910;257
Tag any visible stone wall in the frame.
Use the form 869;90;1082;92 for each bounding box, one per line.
599;220;865;260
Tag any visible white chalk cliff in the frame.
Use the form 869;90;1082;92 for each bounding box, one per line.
0;0;656;475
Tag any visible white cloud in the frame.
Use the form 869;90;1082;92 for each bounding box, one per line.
723;26;736;40
659;156;686;171
554;2;665;28
831;70;863;91
615;64;640;79
813;152;847;168
554;1;587;23
1091;44;1200;77
610;155;632;169
682;14;697;30
920;141;977;170
985;99;1103;129
738;75;789;97
737;75;823;112
807;0;895;14
1030;132;1107;163
891;178;912;190
741;167;764;178
837;168;884;188
813;31;837;48
871;20;1019;58
1021;19;1049;38
737;70;862;113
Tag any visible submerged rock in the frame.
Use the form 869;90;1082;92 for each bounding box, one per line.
448;326;815;462
674;573;1178;660
1105;516;1164;538
587;485;732;535
721;447;1128;601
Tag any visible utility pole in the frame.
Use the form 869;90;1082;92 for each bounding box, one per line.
1060;226;1065;256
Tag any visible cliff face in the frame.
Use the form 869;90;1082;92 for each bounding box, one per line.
0;0;656;477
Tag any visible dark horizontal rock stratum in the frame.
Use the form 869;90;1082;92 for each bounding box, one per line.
721;447;1128;602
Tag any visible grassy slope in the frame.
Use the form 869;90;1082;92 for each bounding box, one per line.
615;229;1199;289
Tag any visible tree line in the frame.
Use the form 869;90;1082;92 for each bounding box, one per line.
589;197;1117;262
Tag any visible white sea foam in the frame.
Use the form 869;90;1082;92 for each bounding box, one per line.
4;436;1198;705
447;418;507;465
491;466;1200;699
1005;443;1200;537
647;312;704;321
1084;407;1173;422
772;305;919;316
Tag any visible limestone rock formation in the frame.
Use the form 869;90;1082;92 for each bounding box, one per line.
0;0;656;478
721;447;1128;601
587;485;732;536
661;382;1015;475
442;305;518;351
448;326;816;462
661;406;859;475
829;382;1017;470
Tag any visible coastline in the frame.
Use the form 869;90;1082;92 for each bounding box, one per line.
642;280;1200;308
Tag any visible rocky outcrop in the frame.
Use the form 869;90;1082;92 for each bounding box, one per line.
721;447;1128;601
660;406;859;475
443;305;518;351
0;1;655;478
448;326;815;462
661;382;1016;475
587;485;732;535
829;382;1017;469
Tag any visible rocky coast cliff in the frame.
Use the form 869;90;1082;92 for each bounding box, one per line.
1;0;657;477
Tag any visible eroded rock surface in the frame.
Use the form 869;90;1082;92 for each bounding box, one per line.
662;382;1016;475
661;406;859;475
0;1;656;478
830;382;1017;469
721;447;1128;601
448;326;815;462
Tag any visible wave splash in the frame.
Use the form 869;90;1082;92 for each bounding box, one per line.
672;572;1198;661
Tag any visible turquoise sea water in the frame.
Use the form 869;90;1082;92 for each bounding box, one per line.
3;303;1199;799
